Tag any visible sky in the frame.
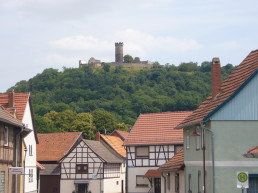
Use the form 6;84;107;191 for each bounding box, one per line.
1;0;258;92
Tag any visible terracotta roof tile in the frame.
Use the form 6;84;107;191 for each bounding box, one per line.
123;111;192;146
100;134;126;158
177;50;258;129
144;169;161;178
248;146;258;154
0;105;23;127
111;130;129;141
0;93;30;121
37;132;82;161
158;149;184;171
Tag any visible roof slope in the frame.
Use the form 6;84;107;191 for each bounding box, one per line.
100;134;126;158
177;49;258;128
0;93;30;121
158;149;184;171
84;139;123;163
111;130;129;141
123;111;192;146
0;105;23;127
37;132;82;161
248;146;258;154
144;170;161;178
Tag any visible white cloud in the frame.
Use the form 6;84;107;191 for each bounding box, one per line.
45;54;78;67
49;36;111;51
116;29;202;53
49;29;202;56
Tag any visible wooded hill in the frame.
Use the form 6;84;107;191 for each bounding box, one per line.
12;62;235;138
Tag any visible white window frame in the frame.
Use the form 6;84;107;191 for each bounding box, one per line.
196;127;201;151
29;145;33;156
29;169;33;182
3;126;8;147
186;130;190;150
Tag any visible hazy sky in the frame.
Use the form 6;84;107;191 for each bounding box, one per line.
1;0;257;92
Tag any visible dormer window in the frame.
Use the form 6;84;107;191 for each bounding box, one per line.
3;126;8;147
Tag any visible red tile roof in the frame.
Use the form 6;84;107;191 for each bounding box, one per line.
0;105;23;127
158;149;184;171
0;92;30;121
144;169;161;178
176;50;258;129
100;134;126;158
111;130;129;141
248;146;258;154
123;111;193;146
37;132;82;162
36;162;45;170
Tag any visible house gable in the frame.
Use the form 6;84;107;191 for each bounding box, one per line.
61;140;105;180
209;70;258;120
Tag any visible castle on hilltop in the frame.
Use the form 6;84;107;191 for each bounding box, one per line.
79;42;153;68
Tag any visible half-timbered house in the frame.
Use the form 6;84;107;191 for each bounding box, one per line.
123;111;192;193
37;132;83;193
0;105;30;193
0;91;38;193
60;137;125;193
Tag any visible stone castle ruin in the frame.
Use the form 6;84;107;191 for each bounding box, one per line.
79;42;153;68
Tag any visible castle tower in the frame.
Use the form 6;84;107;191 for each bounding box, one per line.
115;42;123;63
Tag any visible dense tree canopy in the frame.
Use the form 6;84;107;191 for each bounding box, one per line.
123;55;134;63
12;62;235;138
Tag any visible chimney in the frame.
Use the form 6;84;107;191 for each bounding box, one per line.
8;89;15;108
95;132;100;141
211;58;221;98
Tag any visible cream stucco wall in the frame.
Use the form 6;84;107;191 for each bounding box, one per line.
128;167;158;193
160;170;184;193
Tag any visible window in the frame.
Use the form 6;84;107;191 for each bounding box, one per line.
29;169;33;182
29;145;33;156
167;173;170;190
175;173;179;192
136;146;149;158
196;127;201;150
186;130;190;150
198;171;201;193
136;175;148;187
188;174;192;193
0;171;5;193
3;127;8;147
76;164;88;174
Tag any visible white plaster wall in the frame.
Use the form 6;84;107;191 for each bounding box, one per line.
161;170;185;193
128;167;157;193
22;100;37;193
60;180;101;193
103;178;124;193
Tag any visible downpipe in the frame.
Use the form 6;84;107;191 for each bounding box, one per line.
15;126;25;193
161;173;166;193
200;122;215;193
